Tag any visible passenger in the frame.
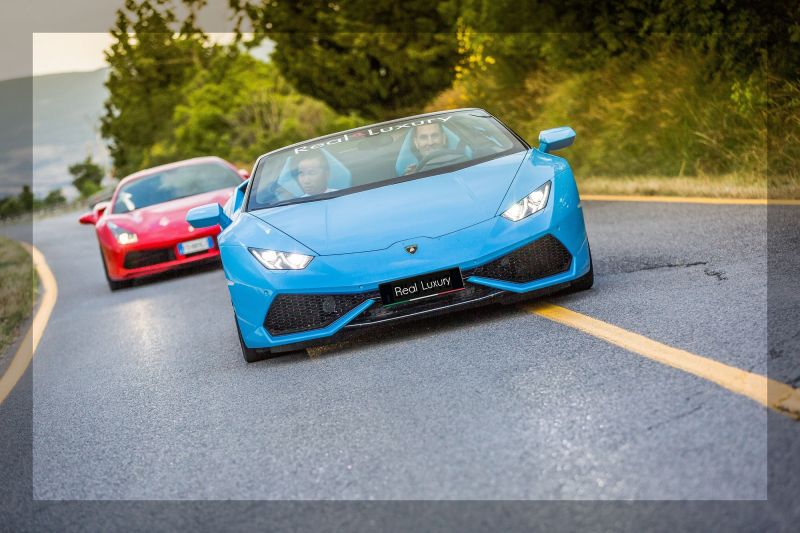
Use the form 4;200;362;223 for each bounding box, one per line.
294;152;338;196
403;123;447;175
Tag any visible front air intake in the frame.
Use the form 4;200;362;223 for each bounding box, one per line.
472;234;571;283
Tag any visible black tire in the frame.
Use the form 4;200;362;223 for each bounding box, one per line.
569;245;594;292
235;314;275;363
100;246;133;291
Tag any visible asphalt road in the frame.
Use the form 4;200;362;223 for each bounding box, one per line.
2;201;799;530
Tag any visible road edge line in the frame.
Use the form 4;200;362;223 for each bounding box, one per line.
525;302;800;420
581;194;800;206
0;243;58;406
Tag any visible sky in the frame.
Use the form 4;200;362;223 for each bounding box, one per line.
1;0;251;81
32;33;115;77
31;32;268;78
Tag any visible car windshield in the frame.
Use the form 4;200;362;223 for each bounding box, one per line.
112;162;241;213
246;109;526;211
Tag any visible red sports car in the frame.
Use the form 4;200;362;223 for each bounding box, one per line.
79;156;247;290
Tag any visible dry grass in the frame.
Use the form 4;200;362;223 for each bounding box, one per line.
0;236;37;358
576;174;799;199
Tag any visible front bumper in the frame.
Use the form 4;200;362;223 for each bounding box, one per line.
102;229;221;280
264;234;572;336
223;180;590;351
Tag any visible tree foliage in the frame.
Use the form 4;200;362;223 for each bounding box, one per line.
96;0;797;183
231;0;460;119
451;0;798;81
101;0;228;176
101;0;366;175
0;185;66;219
43;189;67;207
161;53;362;165
69;156;105;198
434;0;799;178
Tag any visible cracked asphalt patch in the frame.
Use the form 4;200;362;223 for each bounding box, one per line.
597;257;709;275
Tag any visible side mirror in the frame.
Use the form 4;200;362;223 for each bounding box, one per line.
537;126;576;153
187;203;231;230
78;201;110;225
238;168;250;179
78;211;97;225
94;201;110;217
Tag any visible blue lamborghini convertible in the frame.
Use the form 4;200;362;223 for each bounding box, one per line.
187;109;592;362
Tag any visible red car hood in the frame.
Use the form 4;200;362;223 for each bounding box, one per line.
104;188;234;242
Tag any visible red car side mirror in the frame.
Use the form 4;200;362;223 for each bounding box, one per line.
237;168;250;179
78;211;97;225
78;201;110;225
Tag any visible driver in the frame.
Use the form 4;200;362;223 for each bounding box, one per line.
403;122;446;175
295;152;338;196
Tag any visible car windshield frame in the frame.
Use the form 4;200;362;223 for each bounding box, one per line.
111;161;242;214
244;109;529;212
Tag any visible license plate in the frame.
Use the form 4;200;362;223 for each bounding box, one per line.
178;237;213;255
379;267;465;306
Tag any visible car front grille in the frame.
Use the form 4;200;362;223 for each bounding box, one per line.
123;248;176;269
472;234;571;283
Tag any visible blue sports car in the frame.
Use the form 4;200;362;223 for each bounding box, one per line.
187;109;592;362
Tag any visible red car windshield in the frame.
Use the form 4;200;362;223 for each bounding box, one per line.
112;162;241;214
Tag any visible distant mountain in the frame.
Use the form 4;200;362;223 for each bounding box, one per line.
0;68;110;199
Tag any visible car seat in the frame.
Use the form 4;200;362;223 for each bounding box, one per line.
274;149;353;198
394;126;473;177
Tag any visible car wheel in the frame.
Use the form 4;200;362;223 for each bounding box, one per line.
100;245;132;291
235;314;276;363
570;245;594;292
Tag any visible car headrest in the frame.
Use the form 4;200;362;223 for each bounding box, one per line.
275;149;352;197
394;125;472;176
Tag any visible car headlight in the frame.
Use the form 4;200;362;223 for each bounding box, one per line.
107;221;138;245
501;181;551;222
249;248;313;270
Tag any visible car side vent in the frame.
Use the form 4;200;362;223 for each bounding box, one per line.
264;293;367;336
472;234;571;283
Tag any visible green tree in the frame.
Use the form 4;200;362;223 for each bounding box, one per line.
0;196;20;218
69;157;105;198
101;0;226;176
0;197;20;219
160;53;362;164
17;186;34;212
232;0;460;119
453;0;798;81
43;189;67;207
440;0;798;178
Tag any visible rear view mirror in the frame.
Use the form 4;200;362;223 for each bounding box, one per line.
537;126;576;153
78;201;110;225
187;203;231;229
78;211;97;225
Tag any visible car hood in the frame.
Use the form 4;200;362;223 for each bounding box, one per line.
106;188;234;236
250;152;527;255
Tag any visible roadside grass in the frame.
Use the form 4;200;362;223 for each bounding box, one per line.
577;174;799;199
578;174;760;198
0;236;37;359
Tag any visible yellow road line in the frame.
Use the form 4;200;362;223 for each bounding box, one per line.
0;243;58;406
525;302;800;420
582;194;800;206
